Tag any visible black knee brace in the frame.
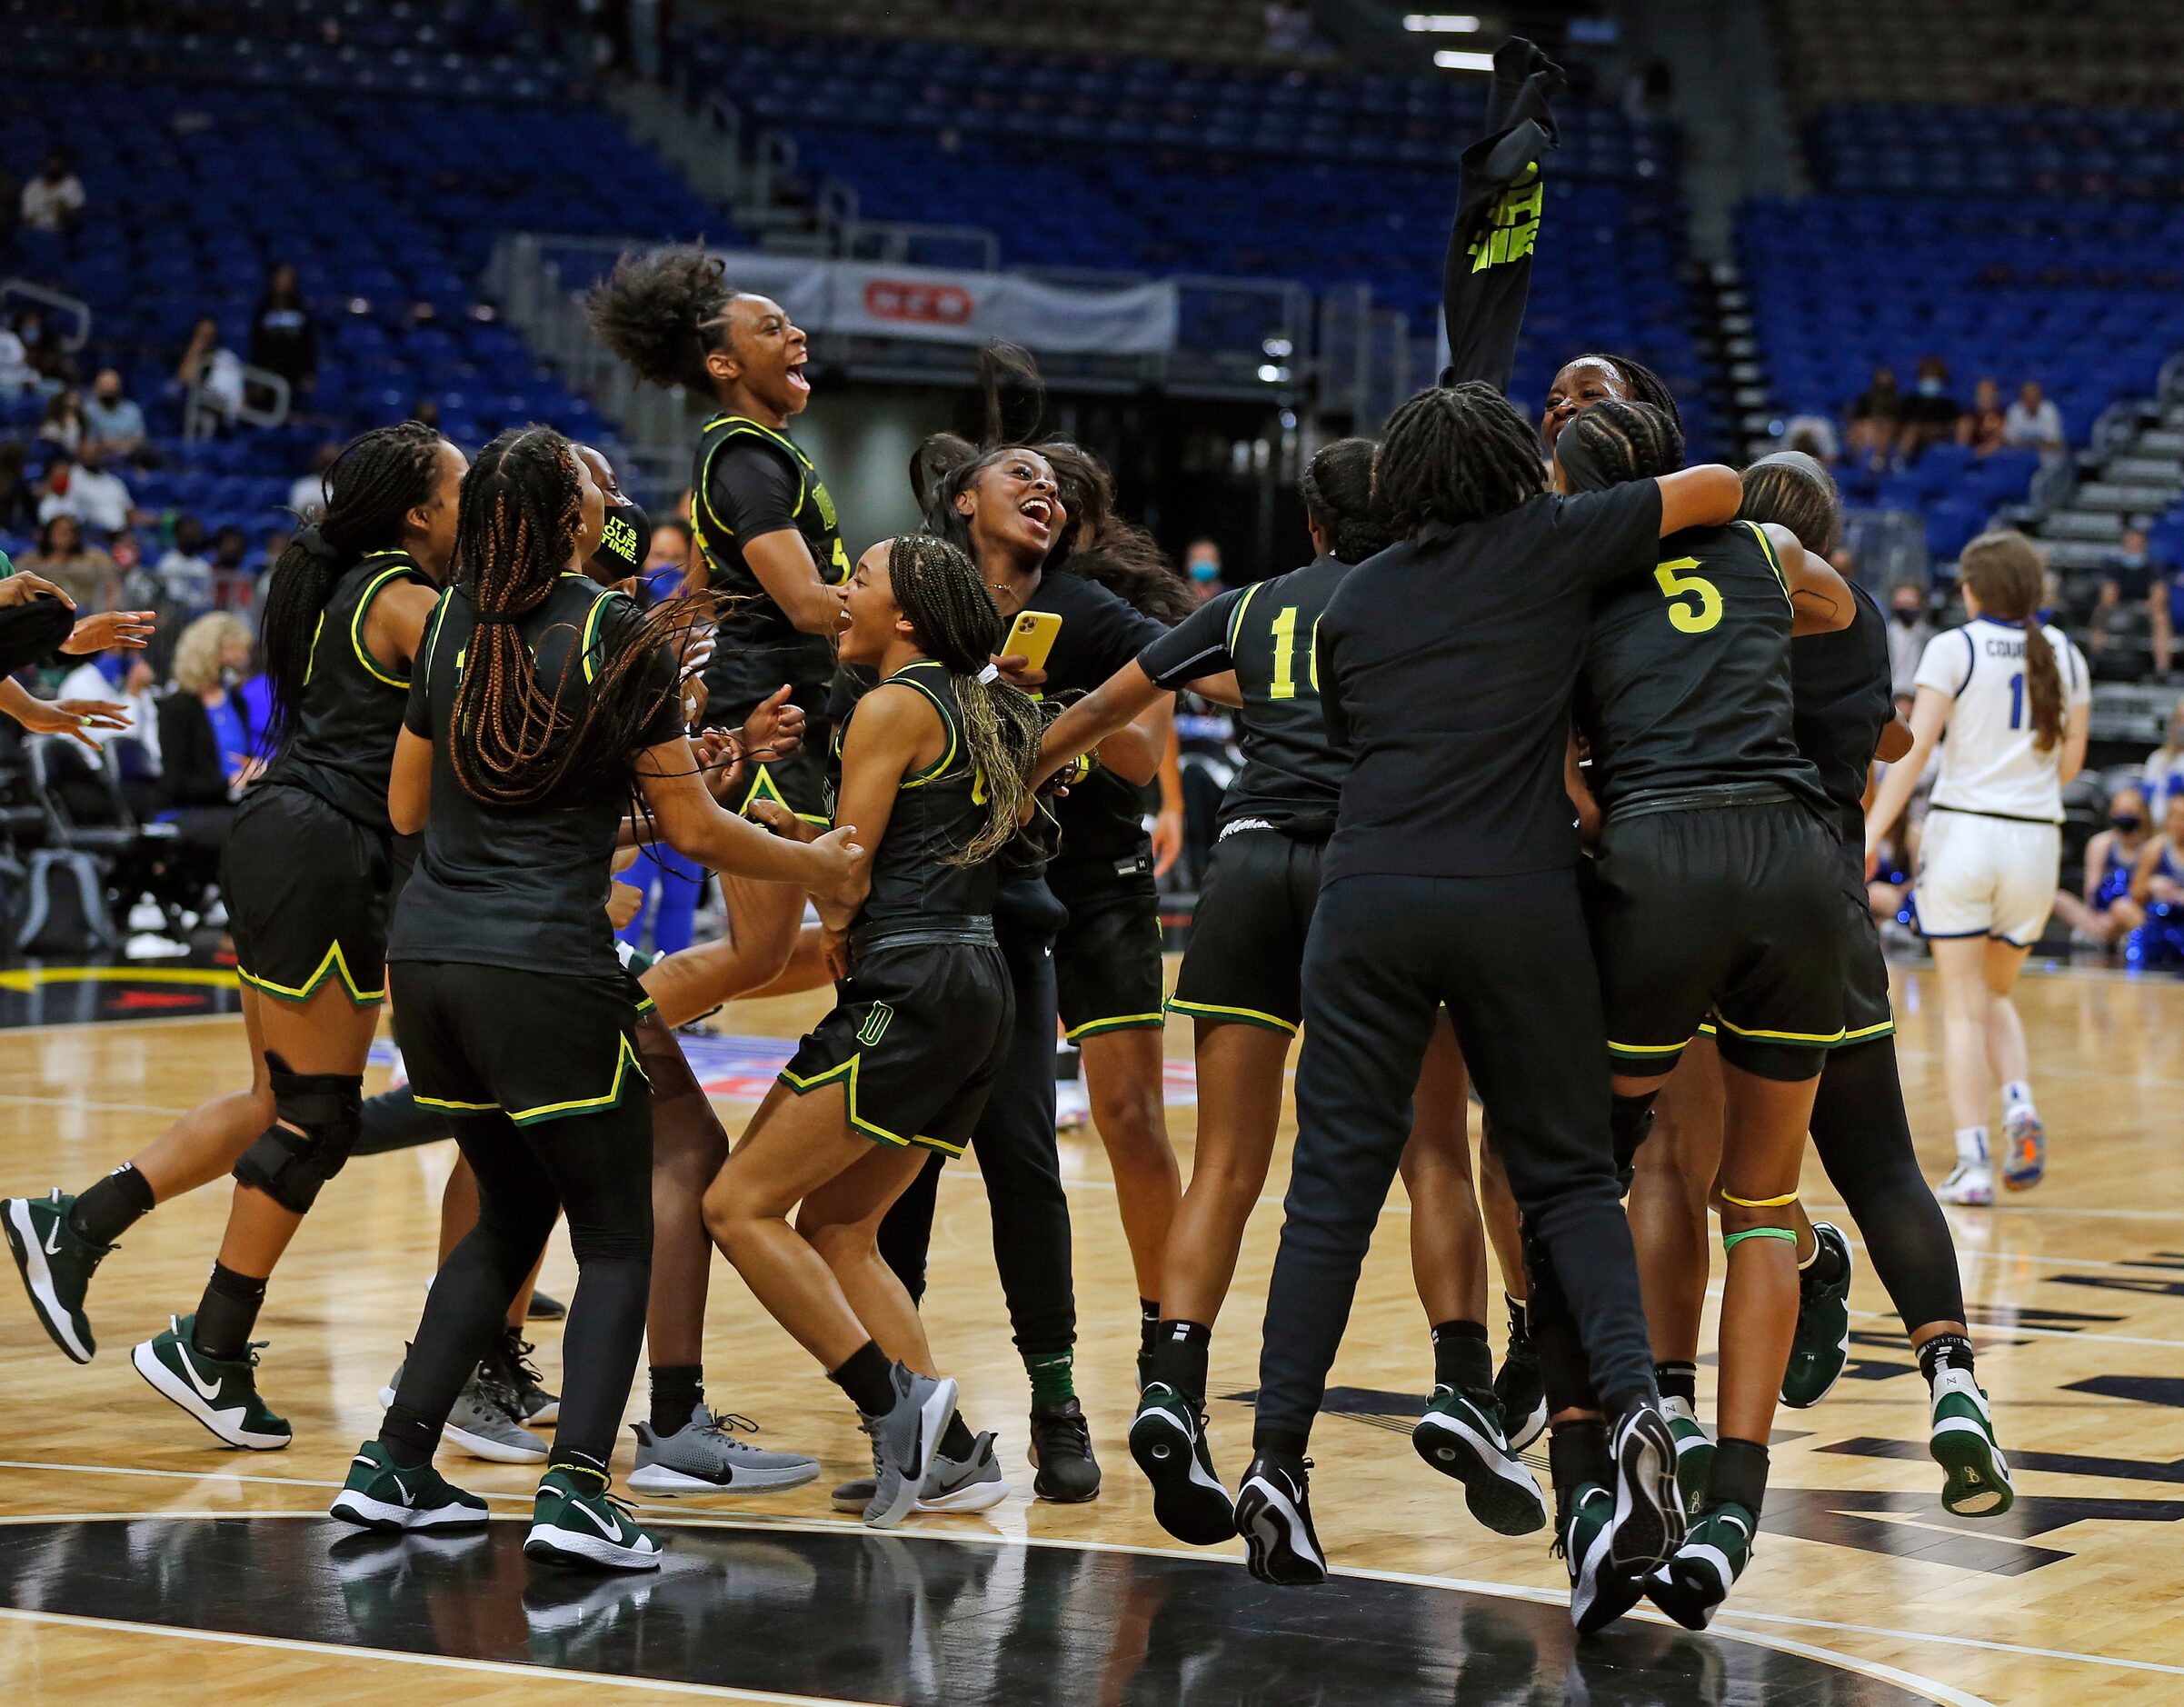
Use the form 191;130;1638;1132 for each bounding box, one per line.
234;1052;364;1215
1610;1090;1659;1191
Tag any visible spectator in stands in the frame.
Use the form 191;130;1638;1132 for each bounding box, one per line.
35;390;85;458
2152;553;2184;676
19;514;121;613
155;516;215;615
83;369;146;459
2089;573;2153;679
2004;380;2066;458
1184;536;1225;605
409;397;442;431
1895;356;1960;462
643;514;694;604
1846;364;1902;465
1956;376;2009;457
2053;783;2150;951
155;611;261;850
0;444;34;534
286;442;340;522
2142;696;2184;818
1886;581;1932;695
175;316;244;432
208;524;250;585
38;444;135;536
0;317;32;395
248;264;318;396
55;649;159;761
18;151;85;235
15;311;77;389
1780;414;1840;464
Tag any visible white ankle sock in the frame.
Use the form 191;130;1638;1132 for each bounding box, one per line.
1954;1126;1990;1166
2002;1080;2036;1121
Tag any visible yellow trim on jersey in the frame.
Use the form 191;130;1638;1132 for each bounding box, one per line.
1743;520;1790;602
414;1093;498;1113
1712;1013;1848;1046
1165;995;1297;1035
1064;1012;1166;1041
1837;1018;1894;1044
888;662;961;789
736;760;831;826
579;583;622;684
1225;581;1263;656
350;560;423;689
1607;1037;1688;1057
235;941;384;1007
778;1052;966;1156
509;1033;649;1126
302;611;325;688
699;414;811;524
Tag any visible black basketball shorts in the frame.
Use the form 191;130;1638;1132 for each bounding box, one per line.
1590;799;1848;1083
1168;827;1324;1034
225;784;394;1007
780;933;1013;1156
1049;854;1166;1042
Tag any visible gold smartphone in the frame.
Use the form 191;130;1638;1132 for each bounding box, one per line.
1002;610;1063;674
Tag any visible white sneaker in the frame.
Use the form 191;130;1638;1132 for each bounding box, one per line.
1938;1163;1993;1207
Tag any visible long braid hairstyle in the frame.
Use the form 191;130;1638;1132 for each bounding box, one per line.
883;534;1050;863
1959;530;2065;753
583;247;738;392
1042;443;1192;623
447;426;688;806
1300;436;1389;564
1738;451;1842;554
261;420;444;747
1373;381;1548;536
1556;396;1685;489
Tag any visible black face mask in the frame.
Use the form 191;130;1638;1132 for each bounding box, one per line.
592;498;652;581
1891;606;1922;626
2113;814;2144;833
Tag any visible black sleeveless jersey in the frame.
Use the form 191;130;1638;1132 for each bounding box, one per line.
1790;581;1892;849
1137;554;1352;838
690;414;852;719
389;574;683;978
1576;520;1829;819
841;659;999;938
260;550;433;834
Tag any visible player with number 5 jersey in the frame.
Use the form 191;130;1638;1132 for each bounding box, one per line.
1865;531;2090;1205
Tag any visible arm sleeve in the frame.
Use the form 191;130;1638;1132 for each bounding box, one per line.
707;440;803;541
403;650;432;736
1913;630;1973;698
1553;482;1665;588
0;595;74;676
1137;588;1241;688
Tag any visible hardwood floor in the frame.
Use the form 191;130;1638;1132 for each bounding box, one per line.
0;957;2178;1704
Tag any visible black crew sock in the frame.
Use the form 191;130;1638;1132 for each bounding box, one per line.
650;1363;704;1432
192;1262;268;1362
1800;1231;1848;1294
1707;1436;1770;1514
940;1414;977;1460
1149;1319;1212;1404
1504;1295;1531;1350
378;1403;436;1470
1431;1319;1493;1393
1251;1426;1310;1463
828;1340;898;1417
1654;1360;1699;1408
68;1163;155;1245
1547;1418;1611;1509
1916;1333;1976;1385
1139;1298;1161;1364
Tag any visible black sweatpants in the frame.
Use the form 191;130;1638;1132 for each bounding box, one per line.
1254;870;1656;1450
878;873;1077;1358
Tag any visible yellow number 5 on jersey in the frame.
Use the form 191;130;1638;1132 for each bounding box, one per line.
1653;557;1723;634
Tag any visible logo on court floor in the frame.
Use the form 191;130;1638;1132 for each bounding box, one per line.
856;1003;895;1048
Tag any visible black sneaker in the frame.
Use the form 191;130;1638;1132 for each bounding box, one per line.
1608;1399;1684;1572
1235;1454;1325;1586
526;1290;566;1322
1028;1397;1102;1502
1493;1331;1547;1452
489;1324;559;1426
1128;1382;1234;1543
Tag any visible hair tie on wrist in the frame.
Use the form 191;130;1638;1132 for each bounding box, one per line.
976;663;1001;684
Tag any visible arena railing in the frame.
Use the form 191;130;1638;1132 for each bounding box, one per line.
0;281;90;353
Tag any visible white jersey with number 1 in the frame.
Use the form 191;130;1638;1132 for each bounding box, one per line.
1913;616;2089;824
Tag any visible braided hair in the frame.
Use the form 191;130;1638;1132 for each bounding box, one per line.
1373;381;1547;537
1959;530;2064;753
883;534;1049;863
584;246;738;394
1569;352;1682;432
1299;436;1388;564
1556;397;1685;491
261;420;444;747
1738;451;1842;554
446;426;687;807
1042;442;1192;623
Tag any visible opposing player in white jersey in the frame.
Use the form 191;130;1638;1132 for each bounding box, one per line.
1866;531;2089;1203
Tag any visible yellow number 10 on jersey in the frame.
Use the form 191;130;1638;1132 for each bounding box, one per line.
1653;557;1723;634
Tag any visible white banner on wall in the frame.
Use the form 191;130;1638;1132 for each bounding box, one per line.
712;254;1180;355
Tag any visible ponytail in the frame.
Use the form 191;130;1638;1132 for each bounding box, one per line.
261;420;444;745
1960;529;2064;753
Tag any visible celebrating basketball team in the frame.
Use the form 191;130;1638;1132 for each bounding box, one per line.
1;39;2057;1632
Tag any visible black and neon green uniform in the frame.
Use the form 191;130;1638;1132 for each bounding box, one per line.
227;549;434;1006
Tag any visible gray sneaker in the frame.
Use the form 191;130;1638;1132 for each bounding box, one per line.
379;1353;548;1465
832;1428;1009;1514
627;1405;821;1496
863;1363;958;1529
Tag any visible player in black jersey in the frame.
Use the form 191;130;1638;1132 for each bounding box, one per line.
1028;438;1536;1547
1552;400;1857;1629
701;534;1042;1528
1628;453;2009;1525
330;426;859;1569
1;424;464;1440
585;248;850;1005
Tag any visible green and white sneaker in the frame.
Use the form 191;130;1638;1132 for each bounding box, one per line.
1412;1384;1547;1535
831;1427;1012;1515
328;1441;490;1532
132;1315;291;1449
1644;1501;1757;1631
1129;1383;1235;1544
1559;1482;1644;1635
1662;1394;1714;1522
1781;1223;1853;1409
1930;1364;2013;1516
525;1467;663;1572
4;1190;110;1363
